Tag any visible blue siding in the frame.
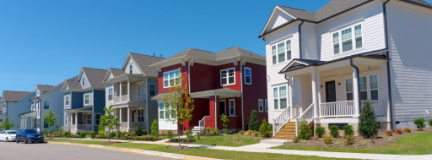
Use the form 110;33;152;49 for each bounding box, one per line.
71;92;83;109
6;92;35;130
40;85;64;132
147;79;159;134
93;90;106;131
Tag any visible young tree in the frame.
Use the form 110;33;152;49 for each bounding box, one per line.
221;114;229;134
43;109;59;138
162;68;195;147
151;119;159;140
100;105;120;142
358;100;379;138
248;110;259;131
0;116;15;130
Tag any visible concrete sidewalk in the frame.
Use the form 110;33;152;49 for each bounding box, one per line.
54;138;432;160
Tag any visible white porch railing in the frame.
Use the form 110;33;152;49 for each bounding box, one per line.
131;122;146;129
295;103;314;137
292;106;302;119
320;101;355;117
120;122;128;130
77;124;92;131
114;96;121;103
272;106;290;136
361;100;385;116
130;95;146;102
198;116;209;135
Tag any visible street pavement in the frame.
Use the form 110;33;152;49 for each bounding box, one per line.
0;141;172;160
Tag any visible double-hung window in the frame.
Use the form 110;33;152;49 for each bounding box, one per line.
333;24;363;54
345;74;378;101
108;88;113;100
370;75;378;100
163;69;180;88
159;103;175;119
273;86;287;109
84;94;90;105
359;76;368;100
229;99;235;116
149;84;156;96
65;96;70;106
44;101;49;109
345;79;353;100
244;67;252;84
221;68;235;86
258;99;263;112
271;39;292;64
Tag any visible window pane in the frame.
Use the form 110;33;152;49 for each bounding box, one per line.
164;80;168;87
159;103;164;110
221;70;226;78
169;72;174;80
346;79;352;92
165;111;170;119
272;46;277;64
356;37;362;48
342;40;352;52
163;73;168;80
359;77;367;90
371;90;379;100
245;77;251;84
273;88;278;98
175;70;180;78
287;50;291;60
360;91;368;100
342;28;352;41
279;86;287;98
229;77;234;84
286;40;291;50
342;28;352;52
228;69;234;76
334;32;340;54
280;98;287;109
278;43;285;63
334;44;340;54
370;75;378;89
355;25;362;37
274;99;278;109
160;111;164;119
245;68;250;76
347;93;353;100
333;33;339;43
222;78;227;85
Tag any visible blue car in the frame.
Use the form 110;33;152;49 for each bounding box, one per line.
16;129;44;144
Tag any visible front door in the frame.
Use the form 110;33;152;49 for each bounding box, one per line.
325;81;336;102
219;101;226;116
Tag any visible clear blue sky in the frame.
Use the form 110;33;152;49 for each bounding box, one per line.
0;0;430;96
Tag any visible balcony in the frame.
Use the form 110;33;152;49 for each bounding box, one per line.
110;79;147;104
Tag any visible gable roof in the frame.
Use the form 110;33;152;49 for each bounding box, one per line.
64;80;82;91
127;53;165;77
260;0;432;37
36;85;55;93
150;47;265;67
103;68;126;82
0;97;2;112
2;91;33;102
81;67;107;89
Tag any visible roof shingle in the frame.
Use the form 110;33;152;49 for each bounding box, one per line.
129;53;165;77
2;91;33;102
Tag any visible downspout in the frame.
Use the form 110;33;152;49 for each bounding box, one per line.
145;78;149;134
298;20;305;59
240;60;244;130
383;0;394;130
214;95;217;129
350;58;361;115
36;97;41;131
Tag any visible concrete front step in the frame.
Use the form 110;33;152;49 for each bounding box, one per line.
260;139;289;146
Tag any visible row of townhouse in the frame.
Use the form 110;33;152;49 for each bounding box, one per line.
0;47;268;134
261;0;432;138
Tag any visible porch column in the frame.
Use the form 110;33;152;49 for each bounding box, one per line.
127;79;130;101
120;82;123;102
288;76;294;118
311;71;318;118
74;112;78;130
352;68;360;117
316;72;321;118
127;107;131;130
119;108;123;129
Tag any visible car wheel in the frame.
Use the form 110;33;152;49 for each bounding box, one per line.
6;137;8;142
16;139;19;143
24;137;28;144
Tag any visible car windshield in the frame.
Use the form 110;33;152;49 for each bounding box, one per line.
7;131;17;134
25;130;37;134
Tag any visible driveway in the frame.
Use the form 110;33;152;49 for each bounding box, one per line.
0;141;172;160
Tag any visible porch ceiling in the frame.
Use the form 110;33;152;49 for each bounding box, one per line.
190;88;241;98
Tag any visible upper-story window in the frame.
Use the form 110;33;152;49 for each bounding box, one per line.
244;67;252;85
272;39;291;64
82;77;85;86
221;68;235;86
84;94;90;105
333;24;362;54
149;84;156;96
65;96;70;106
108;88;113;100
163;69;180;88
129;64;133;74
44;101;49;109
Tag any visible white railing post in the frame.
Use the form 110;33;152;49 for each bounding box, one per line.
295;119;298;137
273;120;276;136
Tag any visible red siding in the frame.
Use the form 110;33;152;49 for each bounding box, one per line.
217;98;242;129
158;63;189;94
217;63;241;91
242;63;268;130
189;63;218;92
206;96;218;128
183;98;209;130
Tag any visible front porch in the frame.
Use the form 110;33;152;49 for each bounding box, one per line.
19;111;38;131
274;55;391;137
114;107;147;132
65;107;94;134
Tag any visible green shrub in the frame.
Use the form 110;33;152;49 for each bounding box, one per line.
403;127;412;133
204;127;212;135
64;131;71;138
185;130;194;141
211;128;219;135
166;131;174;140
248;110;259;131
323;136;333;144
79;132;86;138
221;114;229;134
89;131;96;138
238;130;245;135
246;130;253;136
315;126;325;138
43;129;49;136
428;119;432;128
358;100;379;138
414;118;426;130
151;120;159;140
293;136;300;143
329;125;340;138
137;135;157;141
343;125;354;137
253;130;259;137
116;130;122;139
134;124;143;136
298;120;312;140
259;119;272;137
108;132;116;139
344;135;356;145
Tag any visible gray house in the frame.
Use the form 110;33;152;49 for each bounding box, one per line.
103;53;163;134
1;91;35;130
62;67;107;134
19;83;65;133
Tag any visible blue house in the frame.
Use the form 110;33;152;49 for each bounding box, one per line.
1;90;35;130
62;67;106;134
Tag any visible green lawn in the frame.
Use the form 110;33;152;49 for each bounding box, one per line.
47;139;353;160
193;134;260;147
273;131;432;155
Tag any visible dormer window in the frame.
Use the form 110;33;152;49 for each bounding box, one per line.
333;24;363;54
82;77;85;86
129;64;133;74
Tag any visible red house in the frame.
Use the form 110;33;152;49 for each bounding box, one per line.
151;47;267;132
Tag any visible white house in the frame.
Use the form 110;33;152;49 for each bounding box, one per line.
260;0;432;138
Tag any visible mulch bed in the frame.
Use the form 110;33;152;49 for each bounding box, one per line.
285;128;432;149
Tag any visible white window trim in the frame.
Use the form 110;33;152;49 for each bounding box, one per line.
84;93;91;105
273;85;288;110
244;67;252;85
229;99;235;116
64;95;70;106
265;99;268;112
219;100;226;116
163;69;180;88
108;88;113;101
332;23;363;55
220;68;236;86
344;73;379;101
258;99;263;112
271;39;292;65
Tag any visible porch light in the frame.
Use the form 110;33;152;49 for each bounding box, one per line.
338;82;341;86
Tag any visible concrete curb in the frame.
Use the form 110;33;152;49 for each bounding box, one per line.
49;142;221;160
